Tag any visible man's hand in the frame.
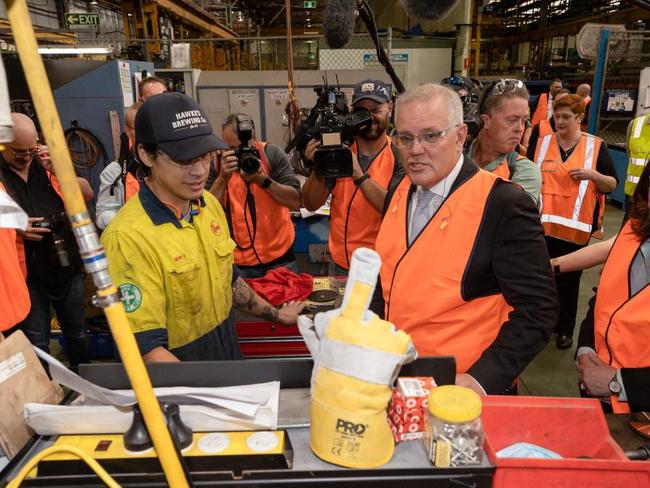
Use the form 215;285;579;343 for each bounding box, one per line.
577;351;616;398
351;151;364;180
304;139;321;163
217;150;239;182
17;217;51;242
277;300;306;325
568;168;597;181
36;145;53;173
455;373;487;396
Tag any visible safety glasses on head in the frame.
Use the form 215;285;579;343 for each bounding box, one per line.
479;79;526;114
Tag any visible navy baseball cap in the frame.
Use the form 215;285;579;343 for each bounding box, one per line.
352;79;391;105
135;92;227;162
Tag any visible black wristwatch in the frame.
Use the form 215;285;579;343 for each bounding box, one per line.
260;177;272;189
353;174;369;186
609;374;622;395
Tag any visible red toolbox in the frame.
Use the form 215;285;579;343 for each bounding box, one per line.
236;320;309;358
482;396;650;487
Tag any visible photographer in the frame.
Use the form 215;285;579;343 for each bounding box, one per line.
468;79;542;202
207;114;301;278
302;79;404;272
0;113;89;368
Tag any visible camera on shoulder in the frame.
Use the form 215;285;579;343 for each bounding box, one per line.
286;82;372;179
234;114;262;175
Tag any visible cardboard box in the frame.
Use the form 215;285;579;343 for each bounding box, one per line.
388;377;436;443
0;331;63;458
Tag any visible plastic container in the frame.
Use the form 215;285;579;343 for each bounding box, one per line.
482;395;650;488
423;385;484;467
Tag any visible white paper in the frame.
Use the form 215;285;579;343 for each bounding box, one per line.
32;346;279;418
0;190;28;230
26;388;279;435
119;61;134;108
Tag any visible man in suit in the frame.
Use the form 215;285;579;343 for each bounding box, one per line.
375;83;559;395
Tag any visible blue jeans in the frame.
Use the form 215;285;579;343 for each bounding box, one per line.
18;273;89;367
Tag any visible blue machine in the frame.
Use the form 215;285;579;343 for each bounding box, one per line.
52;60;154;213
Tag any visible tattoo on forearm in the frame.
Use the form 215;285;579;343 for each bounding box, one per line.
233;278;255;310
260;305;279;322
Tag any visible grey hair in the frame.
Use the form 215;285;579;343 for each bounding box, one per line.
395;83;463;127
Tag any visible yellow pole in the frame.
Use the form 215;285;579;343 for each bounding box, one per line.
5;1;189;486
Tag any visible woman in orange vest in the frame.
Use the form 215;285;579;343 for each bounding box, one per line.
575;160;650;412
533;94;618;350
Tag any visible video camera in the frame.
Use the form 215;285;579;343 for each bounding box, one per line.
234;114;262;175
32;212;71;269
286;81;372;179
441;76;483;146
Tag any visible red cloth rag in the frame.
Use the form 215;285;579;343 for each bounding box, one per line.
244;267;313;306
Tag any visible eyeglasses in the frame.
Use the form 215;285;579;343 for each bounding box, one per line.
10;147;37;160
156;150;212;169
394;125;459;149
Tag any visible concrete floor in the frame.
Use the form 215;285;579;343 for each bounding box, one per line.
519;201;626;397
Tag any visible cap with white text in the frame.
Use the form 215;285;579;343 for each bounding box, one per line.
352;79;391;105
135;92;226;162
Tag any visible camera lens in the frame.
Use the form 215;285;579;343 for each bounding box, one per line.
240;154;260;175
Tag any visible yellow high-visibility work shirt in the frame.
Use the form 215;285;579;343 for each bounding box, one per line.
101;181;239;359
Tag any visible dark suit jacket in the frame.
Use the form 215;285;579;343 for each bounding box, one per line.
375;157;559;394
578;295;650;412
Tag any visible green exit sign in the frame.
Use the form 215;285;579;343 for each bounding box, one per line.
65;13;100;28
304;1;316;8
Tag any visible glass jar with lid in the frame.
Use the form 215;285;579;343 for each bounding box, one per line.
423;385;484;467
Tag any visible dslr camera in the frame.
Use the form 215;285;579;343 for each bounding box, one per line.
234;114;262;175
32;212;71;269
286;83;372;179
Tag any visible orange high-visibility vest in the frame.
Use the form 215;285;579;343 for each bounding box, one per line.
532;93;549;126
490;152;526;180
124;172;140;202
375;169;514;373
539;119;553;138
534;133;605;245
225;141;295;267
0;183;30;331
594;220;650;413
329;137;397;269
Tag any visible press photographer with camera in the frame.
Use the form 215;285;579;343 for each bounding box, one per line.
207;114;301;278
0;113;89;368
301;79;404;272
467;79;542;202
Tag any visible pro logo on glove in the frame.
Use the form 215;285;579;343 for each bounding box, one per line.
336;419;368;437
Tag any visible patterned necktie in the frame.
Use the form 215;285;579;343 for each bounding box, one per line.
410;190;436;244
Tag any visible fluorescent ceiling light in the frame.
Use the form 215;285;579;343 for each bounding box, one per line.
38;47;112;54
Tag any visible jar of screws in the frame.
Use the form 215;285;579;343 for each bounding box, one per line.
423;385;484;467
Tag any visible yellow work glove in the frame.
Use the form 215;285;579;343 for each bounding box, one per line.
298;248;416;468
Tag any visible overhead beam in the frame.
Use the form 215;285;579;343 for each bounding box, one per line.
155;0;237;38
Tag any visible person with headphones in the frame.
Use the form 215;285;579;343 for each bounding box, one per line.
207;114;301;279
468;79;542;202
